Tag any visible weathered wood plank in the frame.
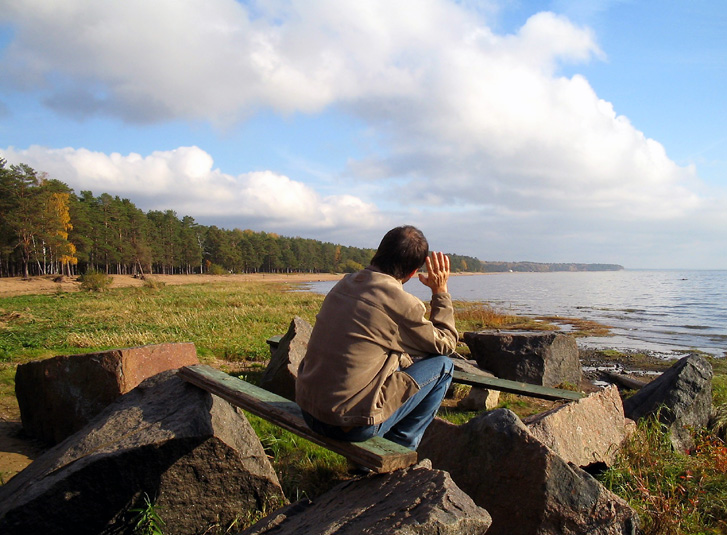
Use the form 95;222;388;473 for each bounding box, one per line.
601;370;649;391
178;364;417;473
266;335;283;351
452;370;585;401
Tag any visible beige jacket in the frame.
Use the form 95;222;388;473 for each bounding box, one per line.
295;267;458;427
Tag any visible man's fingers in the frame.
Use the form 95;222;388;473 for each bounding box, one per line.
429;252;438;271
429;251;450;273
431;251;444;272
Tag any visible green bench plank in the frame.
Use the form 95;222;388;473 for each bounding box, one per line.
178;364;417;473
266;335;283;349
452;370;585;401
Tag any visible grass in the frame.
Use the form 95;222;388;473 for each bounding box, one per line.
599;418;727;535
536;315;612;337
713;376;727;408
131;493;166;535
245;412;349;500
0;281;324;364
452;300;555;333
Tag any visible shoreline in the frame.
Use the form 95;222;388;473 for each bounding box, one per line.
0;271;489;298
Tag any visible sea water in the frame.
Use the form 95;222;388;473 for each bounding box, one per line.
305;270;727;359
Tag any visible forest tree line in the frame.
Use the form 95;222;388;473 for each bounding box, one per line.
0;160;383;278
0;160;621;278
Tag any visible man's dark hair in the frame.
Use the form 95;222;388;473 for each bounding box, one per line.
370;225;429;279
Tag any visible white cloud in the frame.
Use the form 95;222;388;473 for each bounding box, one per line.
0;0;463;121
1;0;722;266
0;145;383;233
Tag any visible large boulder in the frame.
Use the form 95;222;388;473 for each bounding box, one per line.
623;353;712;452
240;460;492;534
464;331;581;388
418;409;638;535
524;386;634;468
260;316;312;400
0;371;283;535
15;343;199;444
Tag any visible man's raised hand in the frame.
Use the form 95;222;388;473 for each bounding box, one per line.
418;251;450;295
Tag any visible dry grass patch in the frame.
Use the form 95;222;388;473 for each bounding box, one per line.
536;315;612;337
453;301;555;333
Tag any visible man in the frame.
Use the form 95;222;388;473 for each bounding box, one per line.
296;225;457;450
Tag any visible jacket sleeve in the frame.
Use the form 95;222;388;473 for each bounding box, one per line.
398;292;458;358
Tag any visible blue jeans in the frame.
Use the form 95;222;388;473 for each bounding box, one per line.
302;355;453;450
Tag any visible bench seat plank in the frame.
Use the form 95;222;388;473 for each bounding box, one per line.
452;370;585;401
178;364;417;473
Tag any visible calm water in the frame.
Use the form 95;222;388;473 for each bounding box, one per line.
305;270;727;359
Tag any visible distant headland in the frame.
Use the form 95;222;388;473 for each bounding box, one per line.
479;261;624;272
446;254;623;273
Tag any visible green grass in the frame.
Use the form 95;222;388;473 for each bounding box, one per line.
438;408;479;425
245;413;349;500
0;281;324;364
713;376;727;408
599;418;727;535
131;493;166;535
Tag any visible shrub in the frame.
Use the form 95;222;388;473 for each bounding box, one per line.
79;270;113;292
208;263;228;275
142;278;166;291
339;259;364;273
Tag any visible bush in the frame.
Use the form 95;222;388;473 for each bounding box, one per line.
79;270;113;292
142;278;166;291
339;259;364;273
208;263;228;275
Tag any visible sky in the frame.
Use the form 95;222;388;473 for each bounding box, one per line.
0;0;725;269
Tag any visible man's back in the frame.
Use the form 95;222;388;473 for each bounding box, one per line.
296;267;457;428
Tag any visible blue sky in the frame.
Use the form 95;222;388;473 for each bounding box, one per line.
1;0;725;269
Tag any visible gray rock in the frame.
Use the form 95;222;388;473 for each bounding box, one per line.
457;386;501;411
525;385;635;468
419;410;638;535
623;353;713;452
464;331;581;388
0;371;283;535
451;357;501;410
15;343;200;444
260;316;312;400
239;460;492;535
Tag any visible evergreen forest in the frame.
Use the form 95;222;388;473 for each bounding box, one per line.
0;160;621;278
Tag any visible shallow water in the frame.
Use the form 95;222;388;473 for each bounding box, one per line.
305;270;727;359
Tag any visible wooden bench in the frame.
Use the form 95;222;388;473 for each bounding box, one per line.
265;335;585;402
178;364;417;474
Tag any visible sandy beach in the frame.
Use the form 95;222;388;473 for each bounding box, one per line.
0;272;344;298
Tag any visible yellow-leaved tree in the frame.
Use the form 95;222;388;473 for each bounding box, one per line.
44;191;78;276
